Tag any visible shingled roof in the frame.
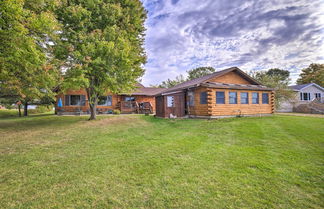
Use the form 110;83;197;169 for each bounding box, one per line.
201;82;273;91
158;67;263;95
289;83;324;91
126;86;166;96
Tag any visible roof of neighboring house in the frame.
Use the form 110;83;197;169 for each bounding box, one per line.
157;67;265;95
289;83;324;91
125;86;166;96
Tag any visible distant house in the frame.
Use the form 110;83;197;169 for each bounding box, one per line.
277;83;324;113
155;67;275;118
55;84;165;115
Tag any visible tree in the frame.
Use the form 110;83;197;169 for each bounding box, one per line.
266;68;290;81
297;63;324;86
56;0;147;120
250;69;295;108
0;0;60;116
187;67;215;80
157;74;186;88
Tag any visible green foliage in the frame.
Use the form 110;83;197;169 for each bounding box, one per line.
187;66;216;80
250;69;295;108
113;109;121;115
266;68;290;81
56;0;147;120
0;0;60;116
30;105;53;114
1;114;323;208
297;63;324;86
157;74;186;88
155;66;216;88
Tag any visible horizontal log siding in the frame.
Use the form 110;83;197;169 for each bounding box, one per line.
209;89;274;116
187;87;209;116
207;71;251;84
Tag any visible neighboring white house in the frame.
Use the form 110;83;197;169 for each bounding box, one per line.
277;83;324;112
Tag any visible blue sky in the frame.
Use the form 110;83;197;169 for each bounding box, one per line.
140;0;324;86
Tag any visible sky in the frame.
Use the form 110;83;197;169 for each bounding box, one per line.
140;0;324;86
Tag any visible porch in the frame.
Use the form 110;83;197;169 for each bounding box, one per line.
117;101;154;114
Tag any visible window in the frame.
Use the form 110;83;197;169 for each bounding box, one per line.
252;92;259;104
188;91;194;106
125;96;135;101
65;95;86;106
262;93;269;104
200;92;207;104
98;95;112;106
216;91;225;104
300;92;310;101
167;96;174;107
240;92;249;104
315;93;321;98
229;92;237;104
70;95;81;105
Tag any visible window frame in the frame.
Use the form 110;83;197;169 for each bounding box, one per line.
167;96;174;107
124;96;135;102
69;95;81;106
240;92;249;104
200;91;207;104
262;93;269;104
252;92;259;104
98;95;112;106
188;91;194;106
216;91;225;104
229;92;237;104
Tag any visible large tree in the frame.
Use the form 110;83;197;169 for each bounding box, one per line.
56;0;147;120
297;63;324;86
187;66;215;80
0;0;60;116
250;69;295;108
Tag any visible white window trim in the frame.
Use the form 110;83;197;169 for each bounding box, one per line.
167;96;174;107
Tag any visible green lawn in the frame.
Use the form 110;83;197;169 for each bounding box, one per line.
1;110;323;208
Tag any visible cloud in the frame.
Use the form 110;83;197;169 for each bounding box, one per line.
140;0;324;86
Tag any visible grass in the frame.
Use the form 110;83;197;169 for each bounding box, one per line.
0;110;323;208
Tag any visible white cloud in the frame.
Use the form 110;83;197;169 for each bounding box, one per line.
141;0;324;86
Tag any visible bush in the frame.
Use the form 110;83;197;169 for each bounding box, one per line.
113;109;121;115
28;105;53;114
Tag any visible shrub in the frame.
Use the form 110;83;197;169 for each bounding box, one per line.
113;109;121;115
29;105;53;114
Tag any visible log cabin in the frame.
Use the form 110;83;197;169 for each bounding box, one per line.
155;67;275;118
55;84;165;115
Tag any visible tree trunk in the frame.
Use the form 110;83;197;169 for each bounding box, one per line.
18;104;22;117
89;103;97;120
86;88;98;120
23;102;28;116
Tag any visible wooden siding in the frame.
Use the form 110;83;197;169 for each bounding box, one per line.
187;87;274;116
56;89;157;113
208;88;274;116
187;87;209;116
155;93;185;118
207;71;251;84
120;95;156;112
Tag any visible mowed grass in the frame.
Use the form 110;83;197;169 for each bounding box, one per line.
0;110;323;208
